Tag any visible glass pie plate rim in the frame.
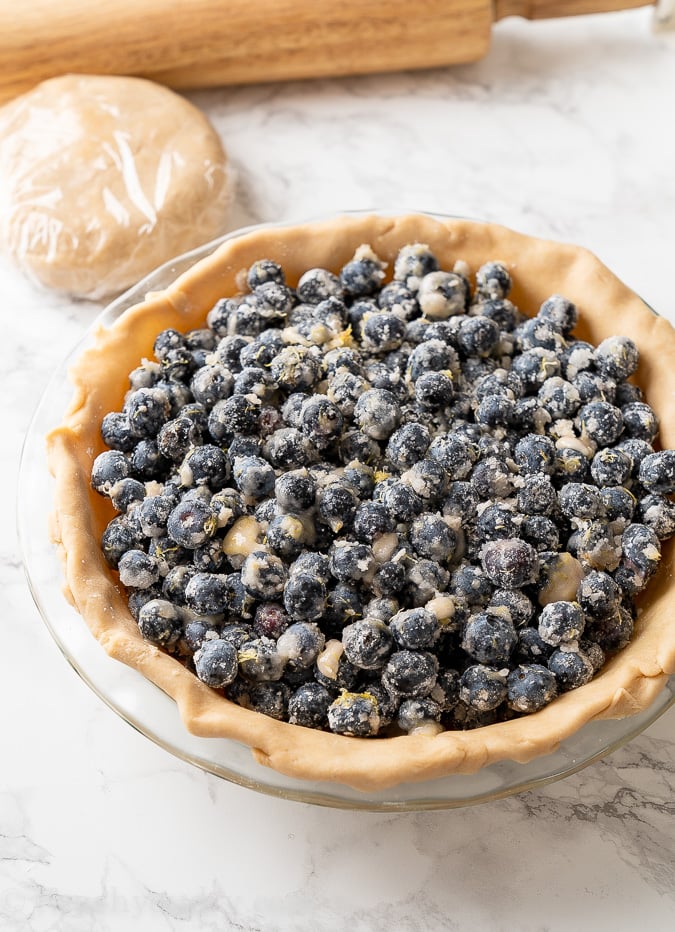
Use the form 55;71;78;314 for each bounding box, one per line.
18;210;675;811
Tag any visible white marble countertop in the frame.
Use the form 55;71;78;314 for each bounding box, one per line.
2;9;675;930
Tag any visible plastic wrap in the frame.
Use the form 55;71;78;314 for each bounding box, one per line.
0;74;231;300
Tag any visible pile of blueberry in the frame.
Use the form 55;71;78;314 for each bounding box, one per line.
92;241;675;737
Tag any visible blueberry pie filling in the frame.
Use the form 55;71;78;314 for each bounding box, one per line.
48;214;675;788
88;237;674;739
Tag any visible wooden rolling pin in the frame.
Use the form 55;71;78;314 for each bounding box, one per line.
0;0;655;104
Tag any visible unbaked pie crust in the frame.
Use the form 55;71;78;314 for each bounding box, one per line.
47;214;675;791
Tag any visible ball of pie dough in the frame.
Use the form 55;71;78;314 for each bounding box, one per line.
0;74;230;299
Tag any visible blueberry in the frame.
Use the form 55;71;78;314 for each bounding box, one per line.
327;370;370;417
338;430;381;465
442;480;479;523
193;537;226;573
124;387;171;439
327;691;381;736
507;664;558;712
584;605;633;652
397;697;442;733
91;450;130;495
296;267;343;304
600;486;636;523
352;501;393;543
578;401;624;446
418;271;468;319
429;668;461;712
386;423;432;471
109;477;145;513
240;331;286;370
620;522;661;577
538;600;585;646
288;682;332;728
473;298;518;331
238;637;285;682
405;560;450;607
274;469;316;513
638;494;675;539
167;497;216;549
239;550;287;600
118;549;160;589
470;456;513;500
378;280;419;320
515;317;565;353
139;490;178;537
265;514;306;560
481;539;539;589
573;370;616;405
459;664;508;712
548;647;594;689
522;515;559;551
264;428;313;470
137;598;183;650
272;622;324;671
379;480;423;523
353;388;401;440
457;317;500;357
299;395;344;444
101;411;136;451
408;513;457;562
361;311;406;353
232;456;275;499
554;446;591;483
414;371;454;409
182;444;229;489
537;294;578;335
407;339;459;382
255;280;295;316
427;435;475;479
194;638;238;687
185;572;229;615
283;574;326;622
517;474;557;516
461;612;517;664
620;402;659;443
290;550;332;582
153;328;184;360
639;450;675;495
253;602;290;639
372;560;407;597
476;261;512;300
212;334;250;372
401;458;447;502
340;253;386;298
389;608;439;650
157;416;202;462
488;588;534;627
130;440;168;480
538;377;581;420
451;564;493;607
590;448;631;487
557;482;604;520
208;395;260;442
393;243;439;288
614;382;644;406
512;348;561;390
382;650;439;698
475;503;520;543
594;336;639;381
329;541;375;583
514;434;556;476
247;258;285;290
162;564;198;605
101;517;136;568
209;488;244;530
342;460;376;498
516;626;554;663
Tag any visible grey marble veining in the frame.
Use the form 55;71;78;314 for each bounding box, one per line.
2;9;675;931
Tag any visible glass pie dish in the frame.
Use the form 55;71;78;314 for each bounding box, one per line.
19;212;675;810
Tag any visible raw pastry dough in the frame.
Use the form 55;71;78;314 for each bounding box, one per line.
0;74;230;299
